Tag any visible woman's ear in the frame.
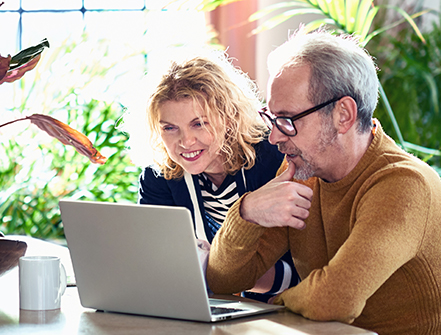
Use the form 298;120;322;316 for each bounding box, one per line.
334;96;358;134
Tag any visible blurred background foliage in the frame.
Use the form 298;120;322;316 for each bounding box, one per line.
0;34;142;239
370;3;441;173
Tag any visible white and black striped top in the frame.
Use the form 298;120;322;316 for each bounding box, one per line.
198;173;239;227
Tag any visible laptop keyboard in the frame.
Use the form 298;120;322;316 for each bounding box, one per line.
210;306;245;315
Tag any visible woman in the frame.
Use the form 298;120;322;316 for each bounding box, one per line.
128;50;298;301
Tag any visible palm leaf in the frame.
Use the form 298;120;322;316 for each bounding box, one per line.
325;0;339;21
249;1;311;22
378;83;405;147
198;0;242;11
331;0;346;27
421;72;439;115
353;0;374;35
359;6;379;42
380;4;426;43
304;18;338;33
363;10;430;47
403;141;441;156
345;0;359;32
251;8;324;35
315;0;330;15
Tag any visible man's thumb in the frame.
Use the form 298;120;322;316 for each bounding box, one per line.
277;160;296;182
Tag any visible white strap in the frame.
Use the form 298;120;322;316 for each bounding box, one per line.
184;172;208;242
241;167;247;191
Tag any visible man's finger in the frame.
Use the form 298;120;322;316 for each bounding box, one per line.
275;160;296;182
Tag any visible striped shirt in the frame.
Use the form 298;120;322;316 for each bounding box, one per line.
198;173;239;228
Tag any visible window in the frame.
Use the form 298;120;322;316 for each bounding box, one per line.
0;0;210;111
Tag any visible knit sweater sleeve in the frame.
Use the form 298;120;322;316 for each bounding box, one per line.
207;194;290;294
275;164;433;324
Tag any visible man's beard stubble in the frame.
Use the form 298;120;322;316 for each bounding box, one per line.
278;118;338;181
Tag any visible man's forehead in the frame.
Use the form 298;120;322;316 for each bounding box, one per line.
267;66;311;113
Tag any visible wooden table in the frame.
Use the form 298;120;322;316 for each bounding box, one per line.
0;236;377;335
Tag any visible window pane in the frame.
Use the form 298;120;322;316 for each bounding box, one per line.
21;12;84;48
0;12;20;54
149;0;202;10
22;0;82;10
84;11;146;43
85;0;145;10
0;0;20;10
143;9;208;48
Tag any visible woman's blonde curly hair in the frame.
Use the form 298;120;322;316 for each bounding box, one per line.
147;54;267;180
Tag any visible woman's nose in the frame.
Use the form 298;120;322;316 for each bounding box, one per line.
180;130;196;148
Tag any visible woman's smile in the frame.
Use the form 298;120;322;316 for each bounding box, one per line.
181;150;203;160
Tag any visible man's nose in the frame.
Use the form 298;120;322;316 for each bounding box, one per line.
268;125;289;145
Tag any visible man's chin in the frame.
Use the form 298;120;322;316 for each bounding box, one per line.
293;166;315;181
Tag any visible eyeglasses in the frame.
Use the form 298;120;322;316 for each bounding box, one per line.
259;96;344;137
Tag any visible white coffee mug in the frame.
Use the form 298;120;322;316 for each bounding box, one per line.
19;256;67;311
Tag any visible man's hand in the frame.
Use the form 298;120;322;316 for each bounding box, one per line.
268;293;282;305
240;161;313;230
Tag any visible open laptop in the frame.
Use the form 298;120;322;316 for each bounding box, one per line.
59;200;284;322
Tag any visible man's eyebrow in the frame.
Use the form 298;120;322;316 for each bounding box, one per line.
271;110;294;117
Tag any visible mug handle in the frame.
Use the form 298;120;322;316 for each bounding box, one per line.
60;263;67;295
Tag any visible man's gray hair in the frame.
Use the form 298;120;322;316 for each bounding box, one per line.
268;27;379;133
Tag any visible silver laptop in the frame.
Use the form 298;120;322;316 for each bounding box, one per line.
59;200;284;322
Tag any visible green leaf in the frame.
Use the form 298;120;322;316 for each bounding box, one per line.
403;141;441;156
363;9;430;47
345;0;360;32
251;8;324;35
315;0;329;15
378;82;405;147
326;0;340;22
353;0;374;35
382;5;427;44
249;1;310;22
198;0;242;12
304;18;338;33
9;38;50;70
359;6;379;42
421;72;439;115
330;0;346;27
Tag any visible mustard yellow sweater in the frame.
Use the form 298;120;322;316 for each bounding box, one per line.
207;121;441;335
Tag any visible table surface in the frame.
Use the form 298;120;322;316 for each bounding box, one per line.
0;235;377;335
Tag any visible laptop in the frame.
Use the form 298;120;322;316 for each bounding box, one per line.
59;200;284;322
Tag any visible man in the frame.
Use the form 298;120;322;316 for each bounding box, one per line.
206;28;441;335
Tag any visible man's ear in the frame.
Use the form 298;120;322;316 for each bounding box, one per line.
334;96;358;134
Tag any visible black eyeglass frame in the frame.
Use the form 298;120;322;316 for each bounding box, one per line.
259;96;344;137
